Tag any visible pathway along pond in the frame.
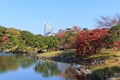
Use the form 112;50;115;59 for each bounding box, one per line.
0;52;91;80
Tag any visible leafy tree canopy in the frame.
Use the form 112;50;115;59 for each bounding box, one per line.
6;28;21;37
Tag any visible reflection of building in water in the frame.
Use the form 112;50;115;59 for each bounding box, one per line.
44;22;55;36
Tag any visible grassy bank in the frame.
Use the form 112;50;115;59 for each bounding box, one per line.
37;49;120;79
88;50;120;80
87;49;120;70
37;50;75;58
37;49;120;69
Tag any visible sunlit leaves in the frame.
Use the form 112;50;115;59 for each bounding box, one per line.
6;28;21;37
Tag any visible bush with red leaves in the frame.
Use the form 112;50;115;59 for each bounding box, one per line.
76;28;112;57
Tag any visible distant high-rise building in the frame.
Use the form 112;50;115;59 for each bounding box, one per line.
44;22;51;36
44;22;55;36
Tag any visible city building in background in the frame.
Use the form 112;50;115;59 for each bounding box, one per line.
44;22;55;36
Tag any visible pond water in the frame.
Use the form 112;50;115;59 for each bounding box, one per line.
0;53;82;80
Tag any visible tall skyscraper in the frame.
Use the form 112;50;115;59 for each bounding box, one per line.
44;22;55;36
44;22;51;36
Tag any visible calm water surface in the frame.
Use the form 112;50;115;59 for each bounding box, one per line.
0;53;80;80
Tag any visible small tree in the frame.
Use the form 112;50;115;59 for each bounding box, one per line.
110;24;120;48
57;27;80;50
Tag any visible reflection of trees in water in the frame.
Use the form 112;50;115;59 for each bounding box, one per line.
19;56;36;68
0;56;19;73
34;61;90;80
65;64;89;80
34;60;61;77
65;64;77;80
0;55;36;73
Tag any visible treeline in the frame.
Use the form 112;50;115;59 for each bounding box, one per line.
0;24;120;56
58;24;120;57
0;26;60;53
0;15;120;56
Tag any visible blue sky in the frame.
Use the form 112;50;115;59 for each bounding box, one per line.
0;0;120;35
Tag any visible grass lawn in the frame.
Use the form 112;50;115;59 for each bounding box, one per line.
89;49;120;80
87;49;120;71
37;50;75;58
37;51;64;58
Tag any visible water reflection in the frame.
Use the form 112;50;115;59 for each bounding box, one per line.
0;54;36;74
0;53;91;80
65;64;78;80
35;60;60;77
0;53;119;80
65;64;90;80
34;60;90;80
0;53;90;80
19;57;36;68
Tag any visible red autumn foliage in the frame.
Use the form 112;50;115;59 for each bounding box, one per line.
2;35;9;41
76;28;112;57
57;27;80;49
57;30;65;46
0;35;9;47
113;41;120;48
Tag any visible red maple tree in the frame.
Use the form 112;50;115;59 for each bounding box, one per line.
2;35;9;41
76;28;112;57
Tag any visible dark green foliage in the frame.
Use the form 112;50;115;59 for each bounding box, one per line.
45;36;60;51
20;30;35;47
0;26;6;35
109;24;120;48
110;24;120;41
0;36;2;42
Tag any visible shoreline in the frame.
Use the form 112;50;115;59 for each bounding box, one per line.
0;50;120;80
35;50;120;80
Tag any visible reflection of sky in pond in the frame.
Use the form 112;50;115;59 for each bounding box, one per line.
0;53;119;80
0;54;74;80
0;65;65;80
57;62;70;73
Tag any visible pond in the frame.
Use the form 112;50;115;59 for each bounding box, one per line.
1;53;119;80
0;52;84;80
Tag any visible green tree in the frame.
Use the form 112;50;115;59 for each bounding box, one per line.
45;36;60;51
110;24;120;41
6;28;21;37
0;36;2;42
20;30;36;47
57;27;77;50
109;24;120;48
64;28;77;49
34;35;47;50
0;26;6;35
